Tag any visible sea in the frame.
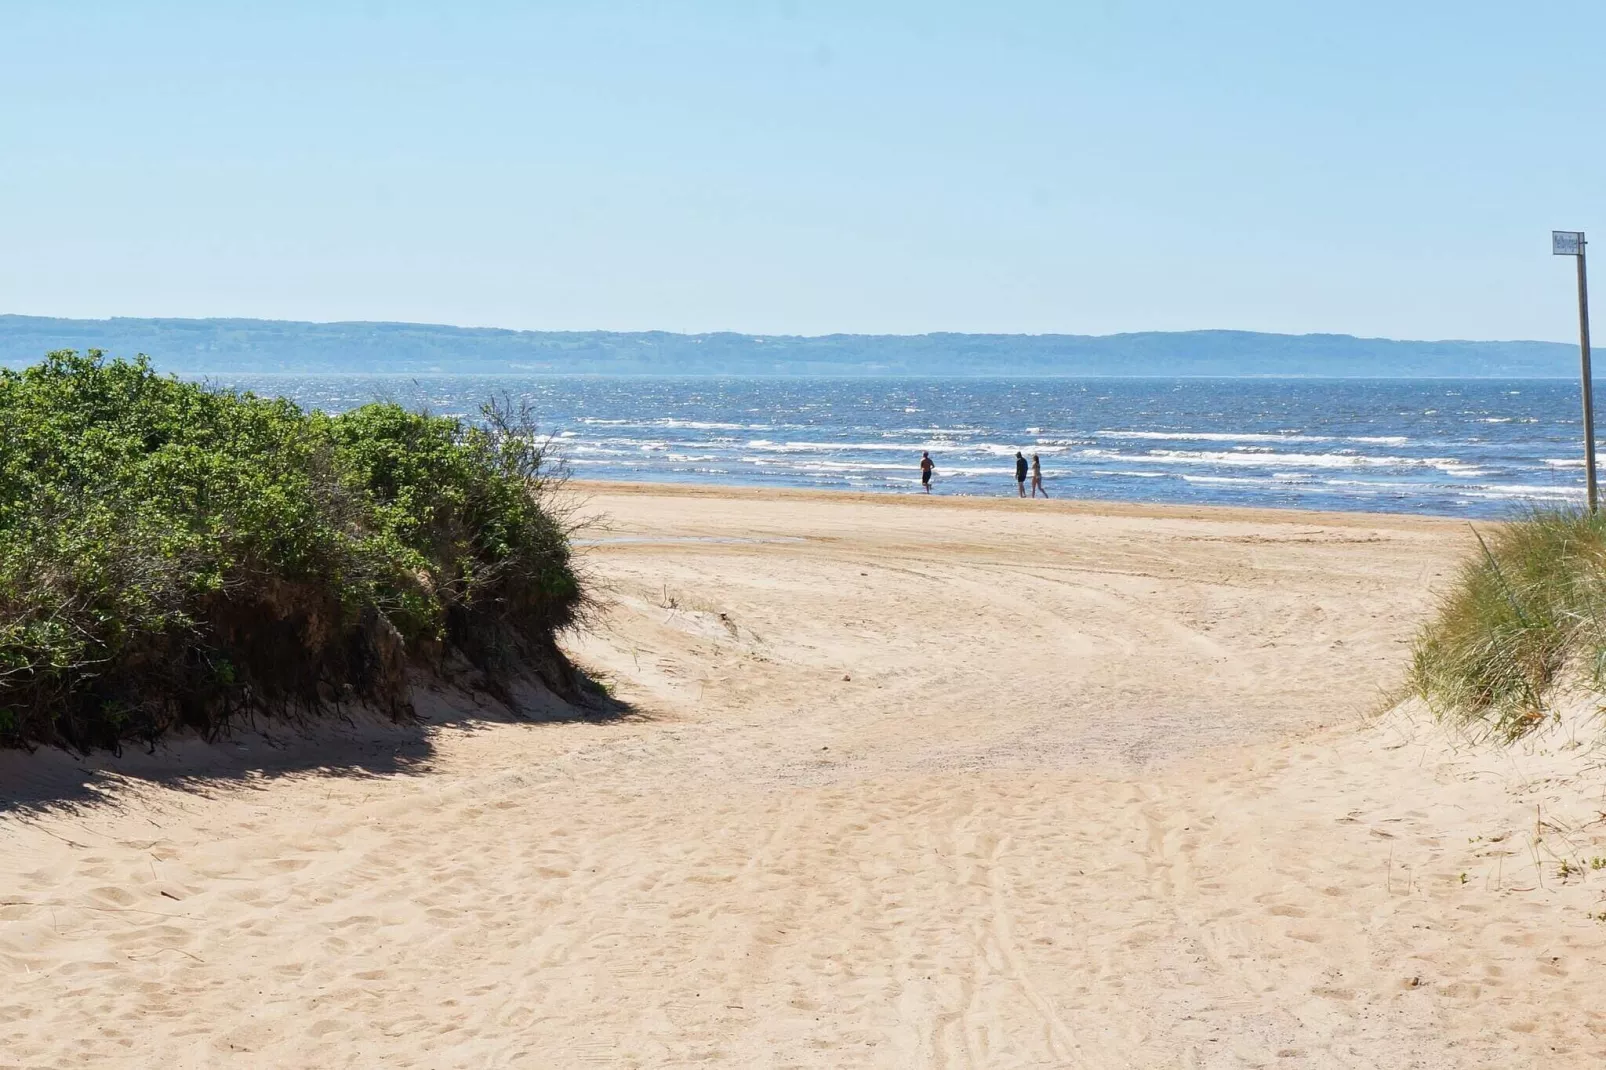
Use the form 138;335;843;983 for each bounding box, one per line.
202;375;1597;519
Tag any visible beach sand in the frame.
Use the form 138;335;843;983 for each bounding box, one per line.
4;484;1605;1067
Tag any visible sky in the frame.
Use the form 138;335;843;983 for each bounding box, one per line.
1;1;1601;341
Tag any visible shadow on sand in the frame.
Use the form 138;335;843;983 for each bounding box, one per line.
0;672;643;819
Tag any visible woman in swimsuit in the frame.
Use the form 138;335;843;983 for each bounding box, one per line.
1030;453;1047;498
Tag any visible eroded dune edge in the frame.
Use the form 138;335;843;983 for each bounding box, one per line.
4;484;1604;1068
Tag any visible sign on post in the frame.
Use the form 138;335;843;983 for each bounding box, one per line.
1555;231;1585;256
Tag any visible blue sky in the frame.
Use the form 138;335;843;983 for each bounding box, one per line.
1;1;1600;340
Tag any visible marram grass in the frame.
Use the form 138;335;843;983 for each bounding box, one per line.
1410;506;1606;739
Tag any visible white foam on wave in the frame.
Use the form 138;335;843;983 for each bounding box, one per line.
749;458;1014;478
575;417;785;432
741;439;1066;457
1437;462;1491;478
1079;447;1480;476
1181;474;1274;486
779;460;913;473
566;444;639;456
1320;478;1443;490
1462;484;1584;501
892;427;985;437
658;419;775;431
1094;430;1410;447
1180;475;1429;497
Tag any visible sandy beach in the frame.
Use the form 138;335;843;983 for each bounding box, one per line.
4;483;1605;1067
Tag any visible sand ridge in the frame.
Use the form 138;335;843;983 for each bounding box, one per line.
3;485;1604;1067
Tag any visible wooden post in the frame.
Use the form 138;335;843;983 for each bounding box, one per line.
1577;239;1597;512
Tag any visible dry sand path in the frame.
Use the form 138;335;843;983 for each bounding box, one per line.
4;485;1605;1067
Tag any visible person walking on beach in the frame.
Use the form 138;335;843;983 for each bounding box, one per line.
919;451;935;493
1030;453;1047;498
1014;451;1029;497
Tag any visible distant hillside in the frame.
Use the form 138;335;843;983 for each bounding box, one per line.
0;315;1578;377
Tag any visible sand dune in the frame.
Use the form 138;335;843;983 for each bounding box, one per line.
4;485;1605;1067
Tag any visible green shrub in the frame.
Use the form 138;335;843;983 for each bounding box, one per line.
0;351;583;749
1409;507;1606;738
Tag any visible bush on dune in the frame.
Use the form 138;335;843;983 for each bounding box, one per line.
0;351;585;750
1410;507;1606;738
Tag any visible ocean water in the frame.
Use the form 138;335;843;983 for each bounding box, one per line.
202;375;1598;518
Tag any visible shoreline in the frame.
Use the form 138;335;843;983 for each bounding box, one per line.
190;373;1591;520
568;477;1481;531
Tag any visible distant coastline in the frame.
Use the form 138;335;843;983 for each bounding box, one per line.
0;314;1578;378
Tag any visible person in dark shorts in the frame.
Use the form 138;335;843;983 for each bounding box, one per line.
1030;453;1047;497
1014;451;1028;497
919;451;935;493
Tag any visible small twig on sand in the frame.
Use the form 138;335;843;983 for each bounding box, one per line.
128;947;204;964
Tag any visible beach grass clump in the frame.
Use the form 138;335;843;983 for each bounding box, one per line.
0;350;584;750
1409;506;1606;738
